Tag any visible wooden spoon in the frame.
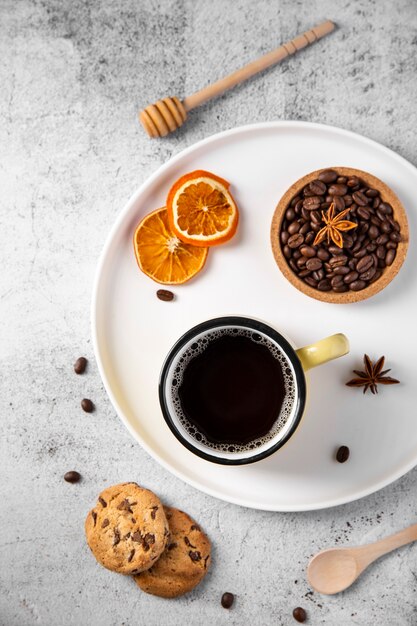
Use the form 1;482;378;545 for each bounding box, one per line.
307;523;417;594
139;20;335;138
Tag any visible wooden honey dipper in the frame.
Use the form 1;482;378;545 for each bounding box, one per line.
139;20;335;138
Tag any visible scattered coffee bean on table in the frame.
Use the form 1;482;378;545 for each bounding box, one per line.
74;356;87;374
280;170;402;295
156;289;174;302
336;445;350;463
64;471;81;483
293;606;307;622
81;398;95;413
221;592;234;609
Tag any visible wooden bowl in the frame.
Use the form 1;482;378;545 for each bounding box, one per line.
270;167;409;303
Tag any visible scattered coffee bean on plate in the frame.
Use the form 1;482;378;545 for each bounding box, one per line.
156;289;174;302
336;446;350;463
221;592;234;609
64;471;81;483
74;356;87;374
279;169;404;298
81;398;95;413
293;606;307;622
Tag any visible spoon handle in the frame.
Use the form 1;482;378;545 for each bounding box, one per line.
183;20;335;112
354;522;417;569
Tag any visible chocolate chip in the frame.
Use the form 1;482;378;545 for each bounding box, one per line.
91;510;97;526
156;289;174;302
168;542;178;550
184;537;196;548
188;550;201;562
74;357;87;374
190;524;200;531
117;499;133;514
336;445;350;463
293;607;307;623
132;531;142;543
144;533;155;545
101;518;109;528
64;471;81;483
221;592;234;609
81;398;94;413
127;549;135;563
150;506;158;520
113;529;121;546
98;497;107;507
204;555;210;568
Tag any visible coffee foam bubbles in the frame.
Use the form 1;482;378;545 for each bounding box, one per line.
170;328;296;454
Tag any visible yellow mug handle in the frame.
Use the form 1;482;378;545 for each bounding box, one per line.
296;333;349;371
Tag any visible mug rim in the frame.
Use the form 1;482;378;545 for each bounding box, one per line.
158;316;307;465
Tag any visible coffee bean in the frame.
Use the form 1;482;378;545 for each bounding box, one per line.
286;208;296;220
293;250;301;260
385;248;397;266
74;357;87;375
288;221;301;235
306;258;322;271
312;269;325;281
283;245;291;259
352;191;368;206
360;267;377;282
353;247;367;259
281;231;289;245
344;195;353;207
293;607;307;623
329;255;348;268
305;232;315;245
366;243;377;253
337;176;347;184
336;446;350;463
328;183;348;196
318;169;338;183
347;176;360;187
304;276;318;288
290;195;300;207
289;259;298;272
376;245;386;260
300;245;316;258
356;255;374;273
295;200;303;213
64;471;81;483
379;202;393;214
333;195;345;211
333;266;350;275
331;275;344;288
81;398;94;413
348;259;357;270
386;241;398;250
357;207;370;220
299;222;310;235
365;188;379;197
317;249;330;261
318;279;331;291
288;233;304;248
303;196;321;210
381;221;392;233
298;269;311;278
344;271;359;284
350;280;367;291
376;234;389;245
310;210;321;224
370;269;382;283
390;231;401;242
309;180;327;195
376;209;386;222
296;256;307;268
221;592;234;609
333;284;349;292
156;289;174;302
378;258;386;268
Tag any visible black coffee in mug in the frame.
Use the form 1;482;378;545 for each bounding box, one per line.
178;333;288;445
170;326;296;454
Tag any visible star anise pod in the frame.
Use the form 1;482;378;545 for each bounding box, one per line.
313;202;358;248
346;354;400;395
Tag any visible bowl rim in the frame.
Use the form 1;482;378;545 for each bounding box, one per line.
270;166;409;304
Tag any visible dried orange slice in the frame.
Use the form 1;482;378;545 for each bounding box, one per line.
133;207;208;285
167;170;239;247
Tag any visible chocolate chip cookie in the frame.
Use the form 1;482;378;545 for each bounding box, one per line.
85;482;169;575
134;506;211;598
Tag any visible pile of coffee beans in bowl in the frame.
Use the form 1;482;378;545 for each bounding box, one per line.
271;167;409;303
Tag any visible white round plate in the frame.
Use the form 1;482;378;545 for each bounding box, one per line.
92;122;417;511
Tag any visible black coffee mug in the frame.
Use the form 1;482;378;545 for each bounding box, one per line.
159;316;348;465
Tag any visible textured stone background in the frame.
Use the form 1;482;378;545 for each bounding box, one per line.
1;0;417;624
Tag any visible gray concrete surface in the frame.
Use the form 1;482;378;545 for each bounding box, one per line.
1;0;417;624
